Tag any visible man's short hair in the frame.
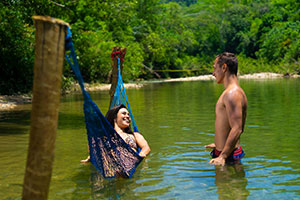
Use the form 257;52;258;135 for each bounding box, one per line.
216;52;238;75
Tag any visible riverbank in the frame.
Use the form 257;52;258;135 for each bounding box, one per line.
0;72;299;111
0;83;144;111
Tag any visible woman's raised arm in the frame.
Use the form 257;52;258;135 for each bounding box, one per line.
134;132;151;157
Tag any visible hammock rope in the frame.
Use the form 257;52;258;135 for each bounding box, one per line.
110;56;138;133
65;27;143;178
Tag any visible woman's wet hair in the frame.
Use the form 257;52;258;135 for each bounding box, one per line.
105;104;133;134
216;52;238;75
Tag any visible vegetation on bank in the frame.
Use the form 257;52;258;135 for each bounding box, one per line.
0;0;299;95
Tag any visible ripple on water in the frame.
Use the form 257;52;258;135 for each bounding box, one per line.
243;156;300;199
182;127;192;131
159;125;170;128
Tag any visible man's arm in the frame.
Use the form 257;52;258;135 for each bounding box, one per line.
220;91;244;159
209;91;244;166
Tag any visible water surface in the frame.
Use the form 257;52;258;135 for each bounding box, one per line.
0;79;300;199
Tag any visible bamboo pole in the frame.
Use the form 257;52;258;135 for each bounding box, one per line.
22;16;68;200
109;47;126;107
142;63;161;78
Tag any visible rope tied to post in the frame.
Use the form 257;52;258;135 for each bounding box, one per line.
111;47;126;61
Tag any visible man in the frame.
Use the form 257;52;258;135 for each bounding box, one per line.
205;52;247;166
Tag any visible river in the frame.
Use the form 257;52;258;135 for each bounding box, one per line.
0;79;299;199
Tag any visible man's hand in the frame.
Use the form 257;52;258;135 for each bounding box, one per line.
205;143;216;149
208;156;225;166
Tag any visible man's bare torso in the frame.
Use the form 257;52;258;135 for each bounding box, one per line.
214;84;247;151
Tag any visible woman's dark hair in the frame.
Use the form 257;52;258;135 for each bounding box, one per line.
105;104;133;134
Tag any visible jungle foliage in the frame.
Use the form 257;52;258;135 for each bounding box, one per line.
0;0;299;94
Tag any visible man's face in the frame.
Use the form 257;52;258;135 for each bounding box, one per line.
213;58;224;84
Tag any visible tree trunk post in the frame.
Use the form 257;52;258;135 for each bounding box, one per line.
109;47;126;107
22;16;68;200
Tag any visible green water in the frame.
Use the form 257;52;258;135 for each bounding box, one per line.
1;79;300;199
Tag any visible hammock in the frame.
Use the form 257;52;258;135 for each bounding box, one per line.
65;27;143;178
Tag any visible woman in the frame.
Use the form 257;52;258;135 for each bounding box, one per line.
80;104;150;163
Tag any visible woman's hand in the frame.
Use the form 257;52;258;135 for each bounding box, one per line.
80;156;90;163
139;152;147;157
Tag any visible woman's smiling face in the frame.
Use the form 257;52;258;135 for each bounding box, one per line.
115;108;131;129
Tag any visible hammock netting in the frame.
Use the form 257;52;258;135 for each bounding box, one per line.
65;27;143;178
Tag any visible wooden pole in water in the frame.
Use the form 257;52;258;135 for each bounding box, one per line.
109;47;127;107
22;16;68;200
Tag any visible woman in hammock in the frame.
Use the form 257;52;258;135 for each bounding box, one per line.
81;104;151;163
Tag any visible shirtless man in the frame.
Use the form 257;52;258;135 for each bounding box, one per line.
205;52;247;166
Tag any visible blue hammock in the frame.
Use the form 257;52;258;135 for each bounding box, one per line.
65;27;143;178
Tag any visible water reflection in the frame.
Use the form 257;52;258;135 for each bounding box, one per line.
0;110;31;135
89;159;154;199
214;164;249;200
90;169;120;200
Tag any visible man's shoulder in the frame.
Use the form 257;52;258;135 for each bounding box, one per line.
224;85;246;102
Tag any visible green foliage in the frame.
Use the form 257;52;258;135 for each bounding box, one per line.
61;76;75;93
238;55;276;74
69;30;115;83
120;42;144;81
238;54;299;75
257;21;300;63
161;0;197;6
0;1;34;94
1;0;300;94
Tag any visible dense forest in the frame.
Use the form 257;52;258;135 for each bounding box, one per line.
0;0;299;95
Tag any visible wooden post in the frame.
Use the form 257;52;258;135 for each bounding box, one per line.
22;16;68;200
109;47;126;107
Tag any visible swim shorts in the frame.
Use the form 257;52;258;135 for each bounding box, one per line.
210;146;245;163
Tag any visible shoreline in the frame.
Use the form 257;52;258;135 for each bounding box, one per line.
0;72;299;111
